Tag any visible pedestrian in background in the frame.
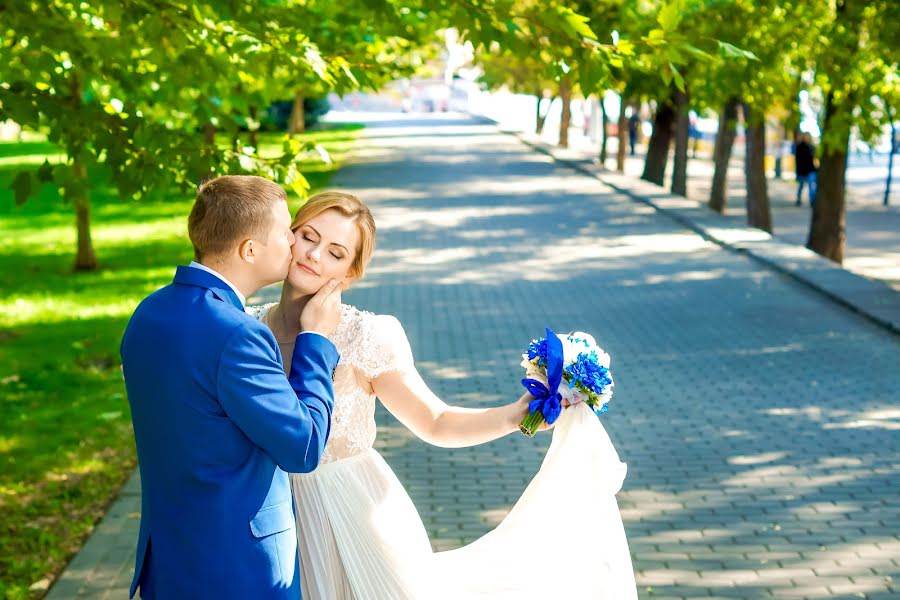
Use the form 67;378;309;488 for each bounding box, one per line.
794;132;818;206
628;112;639;156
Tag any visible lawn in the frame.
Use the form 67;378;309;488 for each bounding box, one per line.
0;124;362;599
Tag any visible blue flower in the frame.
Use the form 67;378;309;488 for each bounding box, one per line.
527;337;548;361
565;352;613;395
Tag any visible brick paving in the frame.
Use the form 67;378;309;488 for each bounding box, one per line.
48;113;899;599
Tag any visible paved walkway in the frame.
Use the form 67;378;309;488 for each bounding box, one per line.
48;113;899;599
527;125;900;292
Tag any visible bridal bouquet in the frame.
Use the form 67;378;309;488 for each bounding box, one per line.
518;328;614;437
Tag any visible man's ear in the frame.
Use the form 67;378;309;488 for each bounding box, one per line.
238;238;255;263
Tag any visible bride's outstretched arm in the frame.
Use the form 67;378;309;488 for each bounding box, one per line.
372;368;537;448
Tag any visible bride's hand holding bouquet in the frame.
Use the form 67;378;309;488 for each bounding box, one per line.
518;328;614;437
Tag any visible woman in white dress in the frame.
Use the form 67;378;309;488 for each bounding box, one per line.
251;191;636;599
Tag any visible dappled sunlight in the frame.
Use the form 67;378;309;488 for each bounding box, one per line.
763;405;900;432
722;455;883;490
0;435;19;453
732;342;806;356
416;361;494;381
0;153;67;168
618;489;685;522
3;220;186;254
1;297;143;326
720;429;752;438
844;253;900;285
375;204;535;232
434;233;713;285
620;268;729;287
456;228;530;240
636;538;900;597
367;228;718;288
706;226;773;244
93;220;187;246
727;451;787;465
477;508;510;527
822;407;900;431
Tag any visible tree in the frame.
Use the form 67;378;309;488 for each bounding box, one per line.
478;48;560;134
806;0;899;262
0;1;351;270
0;0;439;270
708;96;739;212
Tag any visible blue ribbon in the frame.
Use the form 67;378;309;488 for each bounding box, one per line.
521;327;564;425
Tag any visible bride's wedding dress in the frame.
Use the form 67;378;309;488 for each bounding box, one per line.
250;304;636;599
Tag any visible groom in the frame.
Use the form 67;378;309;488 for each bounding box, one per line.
121;175;342;599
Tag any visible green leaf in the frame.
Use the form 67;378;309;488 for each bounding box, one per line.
683;44;709;61
37;160;54;183
10;172;31;206
718;41;759;61
658;1;682;32
558;7;596;40
504;19;519;36
661;65;673;87
616;39;635;57
670;63;685;92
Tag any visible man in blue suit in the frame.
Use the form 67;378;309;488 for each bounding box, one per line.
121;175;342;599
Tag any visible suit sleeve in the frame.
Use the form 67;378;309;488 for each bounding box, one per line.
217;322;340;473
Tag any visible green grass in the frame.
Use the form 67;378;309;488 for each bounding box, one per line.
0;124;362;599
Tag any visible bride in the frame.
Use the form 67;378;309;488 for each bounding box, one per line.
250;191;637;599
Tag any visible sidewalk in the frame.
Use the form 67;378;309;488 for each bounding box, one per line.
47;113;899;600
508;130;900;335
526;128;900;294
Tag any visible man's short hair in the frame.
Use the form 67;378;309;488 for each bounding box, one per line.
187;175;287;261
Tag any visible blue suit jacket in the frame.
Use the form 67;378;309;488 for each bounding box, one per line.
121;266;339;599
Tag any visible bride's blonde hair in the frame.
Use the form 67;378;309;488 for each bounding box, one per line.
291;191;376;279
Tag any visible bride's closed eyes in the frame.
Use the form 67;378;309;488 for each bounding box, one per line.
299;226;348;260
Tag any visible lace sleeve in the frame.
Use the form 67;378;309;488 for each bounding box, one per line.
355;314;415;380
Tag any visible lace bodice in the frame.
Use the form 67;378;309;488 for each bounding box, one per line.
249;303;414;464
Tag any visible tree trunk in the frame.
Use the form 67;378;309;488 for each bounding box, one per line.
616;98;628;172
249;105;259;149
886;116;895;206
743;103;772;233
535;91;545;134
204;123;216;147
671;88;690;196
807;91;848;262
289;92;305;135
709;97;740;213
67;70;98;271
641;97;675;185
599;99;609;166
536;97;556;135
72;159;98;271
558;78;571;148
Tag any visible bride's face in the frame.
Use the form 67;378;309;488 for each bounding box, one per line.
287;208;360;293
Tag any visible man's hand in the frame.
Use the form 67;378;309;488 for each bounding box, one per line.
299;279;342;337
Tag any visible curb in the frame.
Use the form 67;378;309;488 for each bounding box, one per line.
489;122;900;337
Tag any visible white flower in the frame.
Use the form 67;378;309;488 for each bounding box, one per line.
569;331;597;349
559;334;582;365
